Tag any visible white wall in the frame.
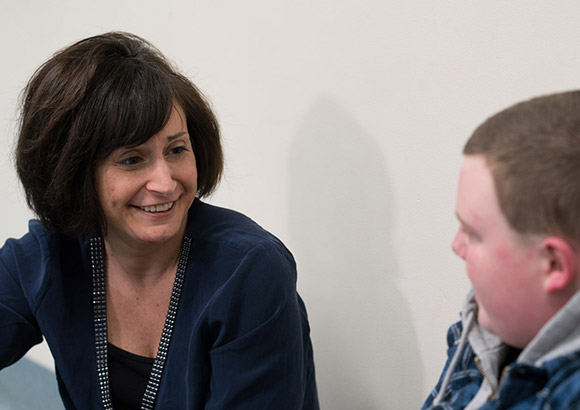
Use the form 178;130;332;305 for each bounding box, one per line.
2;1;580;408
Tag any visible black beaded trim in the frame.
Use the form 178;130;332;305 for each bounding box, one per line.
90;236;192;410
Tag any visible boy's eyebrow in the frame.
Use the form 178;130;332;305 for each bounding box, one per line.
455;211;475;231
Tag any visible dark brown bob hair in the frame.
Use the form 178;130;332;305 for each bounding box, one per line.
16;32;223;236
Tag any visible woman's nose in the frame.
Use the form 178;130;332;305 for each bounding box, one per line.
146;160;177;194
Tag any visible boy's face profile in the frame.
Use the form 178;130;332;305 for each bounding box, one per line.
452;155;546;348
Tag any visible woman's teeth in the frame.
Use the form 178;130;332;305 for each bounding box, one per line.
140;202;174;213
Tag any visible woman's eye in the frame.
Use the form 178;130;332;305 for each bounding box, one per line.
170;146;189;156
117;156;142;168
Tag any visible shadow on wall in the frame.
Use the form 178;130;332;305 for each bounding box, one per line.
289;97;424;409
0;358;63;410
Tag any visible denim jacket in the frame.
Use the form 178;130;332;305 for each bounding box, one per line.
423;289;580;410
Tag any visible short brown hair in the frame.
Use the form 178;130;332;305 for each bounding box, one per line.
464;90;580;243
16;32;223;236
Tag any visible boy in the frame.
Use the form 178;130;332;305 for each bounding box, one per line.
423;91;580;409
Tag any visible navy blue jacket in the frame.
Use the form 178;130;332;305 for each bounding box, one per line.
0;200;319;409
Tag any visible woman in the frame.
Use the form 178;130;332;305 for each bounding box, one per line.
0;32;319;410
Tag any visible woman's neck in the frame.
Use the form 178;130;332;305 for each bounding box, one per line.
102;232;185;285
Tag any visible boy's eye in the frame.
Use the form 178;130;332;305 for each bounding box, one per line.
462;225;481;242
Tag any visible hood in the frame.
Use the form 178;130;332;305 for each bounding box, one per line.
459;287;580;368
434;288;580;408
464;290;510;379
519;289;580;365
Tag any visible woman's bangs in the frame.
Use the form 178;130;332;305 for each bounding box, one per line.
98;61;174;157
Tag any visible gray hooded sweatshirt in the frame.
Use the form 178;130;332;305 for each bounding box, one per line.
433;288;580;408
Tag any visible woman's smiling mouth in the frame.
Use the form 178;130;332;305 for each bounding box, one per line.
138;201;175;213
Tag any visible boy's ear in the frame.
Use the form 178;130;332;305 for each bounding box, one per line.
543;237;578;293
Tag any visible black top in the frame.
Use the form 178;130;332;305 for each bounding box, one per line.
108;343;154;410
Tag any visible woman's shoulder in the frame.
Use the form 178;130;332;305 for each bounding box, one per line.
1;219;84;276
1;220;56;260
187;200;289;256
0;220;74;308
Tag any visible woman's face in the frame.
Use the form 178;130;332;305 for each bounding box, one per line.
95;103;197;248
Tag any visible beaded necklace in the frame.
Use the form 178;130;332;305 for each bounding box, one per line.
90;236;192;410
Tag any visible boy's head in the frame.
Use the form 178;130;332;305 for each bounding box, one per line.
452;91;580;348
464;90;580;243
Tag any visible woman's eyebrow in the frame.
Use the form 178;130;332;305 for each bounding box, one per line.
167;131;188;141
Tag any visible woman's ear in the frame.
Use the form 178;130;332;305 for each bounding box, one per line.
543;237;578;293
